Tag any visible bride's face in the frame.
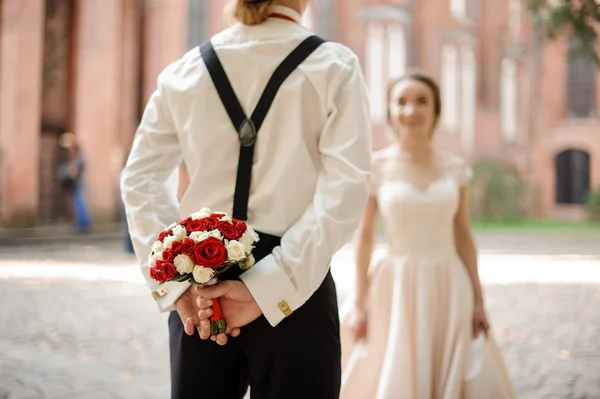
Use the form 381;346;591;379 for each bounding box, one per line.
389;79;436;140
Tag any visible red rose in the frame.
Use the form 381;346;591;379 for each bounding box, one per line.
157;230;170;242
170;241;183;255
150;266;164;283
217;221;243;241
186;218;216;233
163;262;177;280
232;218;247;234
162;248;176;263
179;217;192;228
193;237;227;269
150;260;177;283
181;238;196;257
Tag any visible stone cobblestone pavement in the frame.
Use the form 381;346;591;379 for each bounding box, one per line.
1;232;599;399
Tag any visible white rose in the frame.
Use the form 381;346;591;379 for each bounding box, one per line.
207;229;223;240
220;215;233;224
189;231;207;242
171;225;188;241
193;266;214;284
168;222;177;229
246;225;260;242
240;227;259;250
189;230;223;242
239;254;255;270
152;252;163;261
225;240;246;262
163;235;176;249
174;254;195;274
239;234;254;251
151;241;164;253
147;254;156;268
190;207;212;220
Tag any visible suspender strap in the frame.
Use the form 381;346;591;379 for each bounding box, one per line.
200;35;326;220
199;42;246;133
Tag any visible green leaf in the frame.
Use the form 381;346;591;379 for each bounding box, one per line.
170;274;192;282
527;0;600;66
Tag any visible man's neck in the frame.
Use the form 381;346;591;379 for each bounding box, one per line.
273;0;303;15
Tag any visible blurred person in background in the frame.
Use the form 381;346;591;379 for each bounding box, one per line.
58;132;91;233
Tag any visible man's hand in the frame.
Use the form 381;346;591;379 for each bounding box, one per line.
195;280;262;346
175;286;201;336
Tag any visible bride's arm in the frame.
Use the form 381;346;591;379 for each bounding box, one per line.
353;195;378;308
453;183;484;305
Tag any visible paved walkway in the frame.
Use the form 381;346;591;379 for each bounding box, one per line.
1;232;599;399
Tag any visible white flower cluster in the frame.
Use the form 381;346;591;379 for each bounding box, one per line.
171;224;188;241
189;229;222;242
190;207;216;220
193;265;214;284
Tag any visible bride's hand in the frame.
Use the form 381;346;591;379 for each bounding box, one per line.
348;306;368;343
473;302;490;337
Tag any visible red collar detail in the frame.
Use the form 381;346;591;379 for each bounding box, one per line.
268;13;298;23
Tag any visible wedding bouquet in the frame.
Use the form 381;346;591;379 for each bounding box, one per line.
148;208;259;334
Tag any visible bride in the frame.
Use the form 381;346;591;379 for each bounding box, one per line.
340;71;516;398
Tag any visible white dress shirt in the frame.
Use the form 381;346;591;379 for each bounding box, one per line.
121;5;372;327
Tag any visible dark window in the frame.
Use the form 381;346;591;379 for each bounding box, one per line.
555;149;590;204
567;39;597;118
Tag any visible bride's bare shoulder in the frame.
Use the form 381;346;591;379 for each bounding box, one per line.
371;146;397;177
437;151;469;170
373;145;397;164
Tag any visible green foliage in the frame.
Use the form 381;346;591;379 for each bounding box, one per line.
585;187;600;222
470;159;528;221
527;0;600;64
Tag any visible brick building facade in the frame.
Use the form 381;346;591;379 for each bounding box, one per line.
0;0;598;228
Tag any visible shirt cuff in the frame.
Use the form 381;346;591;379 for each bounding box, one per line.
240;254;304;327
141;266;190;313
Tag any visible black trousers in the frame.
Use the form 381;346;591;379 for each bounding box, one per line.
168;232;341;399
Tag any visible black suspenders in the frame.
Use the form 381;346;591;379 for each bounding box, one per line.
199;35;326;221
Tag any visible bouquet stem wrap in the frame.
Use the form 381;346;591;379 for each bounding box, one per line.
207;279;227;335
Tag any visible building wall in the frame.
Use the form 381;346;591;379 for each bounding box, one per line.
532;38;600;217
0;0;598;227
0;0;45;227
346;0;600;218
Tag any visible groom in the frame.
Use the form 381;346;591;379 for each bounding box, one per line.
121;0;372;398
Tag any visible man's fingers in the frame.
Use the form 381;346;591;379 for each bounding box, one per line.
216;333;228;346
197;308;213;320
195;281;230;299
183;317;196;336
229;328;241;337
196;297;213;309
199;320;211;340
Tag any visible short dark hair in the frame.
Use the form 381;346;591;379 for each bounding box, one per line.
386;70;443;129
